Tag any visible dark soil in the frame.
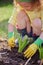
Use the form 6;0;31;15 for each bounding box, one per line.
0;47;26;65
0;47;40;65
0;40;40;65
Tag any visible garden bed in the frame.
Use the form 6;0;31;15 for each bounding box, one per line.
0;38;41;65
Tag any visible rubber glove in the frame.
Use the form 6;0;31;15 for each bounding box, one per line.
8;32;16;48
24;37;43;58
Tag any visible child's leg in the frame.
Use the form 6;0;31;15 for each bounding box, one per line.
32;18;42;36
30;18;42;64
31;18;42;41
16;10;31;37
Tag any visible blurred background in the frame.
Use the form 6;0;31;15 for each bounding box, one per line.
0;0;13;37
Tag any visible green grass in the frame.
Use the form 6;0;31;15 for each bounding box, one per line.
0;4;13;22
0;2;43;59
0;2;13;37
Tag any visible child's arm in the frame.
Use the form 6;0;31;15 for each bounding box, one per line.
8;7;17;48
8;23;15;48
24;32;43;58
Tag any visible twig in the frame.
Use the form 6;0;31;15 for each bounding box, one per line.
24;57;31;65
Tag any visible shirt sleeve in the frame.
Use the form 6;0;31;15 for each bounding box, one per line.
8;7;17;26
41;8;43;31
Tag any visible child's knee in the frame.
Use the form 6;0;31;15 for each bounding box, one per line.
16;10;27;29
32;18;42;35
32;18;42;29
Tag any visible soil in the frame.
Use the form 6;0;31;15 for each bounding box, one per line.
0;39;41;65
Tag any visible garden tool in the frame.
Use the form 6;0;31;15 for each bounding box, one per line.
24;37;43;58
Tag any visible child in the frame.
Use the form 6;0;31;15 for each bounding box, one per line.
8;0;43;64
8;0;41;40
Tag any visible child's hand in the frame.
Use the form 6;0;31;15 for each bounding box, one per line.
8;37;16;48
24;43;38;58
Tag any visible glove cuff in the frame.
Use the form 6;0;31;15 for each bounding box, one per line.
8;32;14;38
34;38;43;47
